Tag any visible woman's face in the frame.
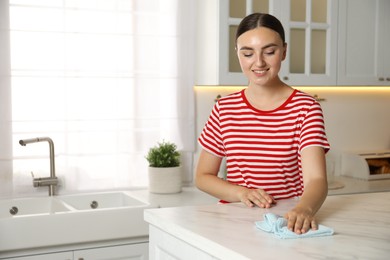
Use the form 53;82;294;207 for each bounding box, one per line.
236;27;286;86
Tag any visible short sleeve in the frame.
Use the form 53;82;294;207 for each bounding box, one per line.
299;101;330;153
198;102;226;157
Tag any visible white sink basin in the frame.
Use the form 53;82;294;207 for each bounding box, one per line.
0;191;155;252
0;197;71;218
58;191;147;210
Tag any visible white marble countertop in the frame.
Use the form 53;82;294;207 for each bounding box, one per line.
129;187;219;208
144;191;390;260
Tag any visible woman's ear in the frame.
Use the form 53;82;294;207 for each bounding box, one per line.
282;43;287;61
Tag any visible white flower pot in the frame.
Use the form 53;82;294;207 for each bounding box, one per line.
148;166;182;194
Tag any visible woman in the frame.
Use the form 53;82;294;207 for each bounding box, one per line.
196;13;330;235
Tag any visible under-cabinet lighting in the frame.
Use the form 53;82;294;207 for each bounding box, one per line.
194;86;390;94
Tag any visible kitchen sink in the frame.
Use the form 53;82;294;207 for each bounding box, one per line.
0;191;154;252
0;197;71;218
0;192;148;218
58;191;148;210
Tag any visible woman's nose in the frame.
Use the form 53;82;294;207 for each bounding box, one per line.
255;54;266;67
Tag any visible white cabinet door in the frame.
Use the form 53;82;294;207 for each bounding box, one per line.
337;0;390;85
73;243;148;260
4;252;72;260
279;0;338;86
149;226;215;260
217;0;275;85
196;0;274;85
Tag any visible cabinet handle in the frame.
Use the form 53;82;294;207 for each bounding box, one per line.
386;77;390;81
78;258;84;260
378;77;384;81
283;76;289;81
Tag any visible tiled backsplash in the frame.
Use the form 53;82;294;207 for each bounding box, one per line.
194;86;390;177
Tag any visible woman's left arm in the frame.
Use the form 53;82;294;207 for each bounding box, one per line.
284;146;328;234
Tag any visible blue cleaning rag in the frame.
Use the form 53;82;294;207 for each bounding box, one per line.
255;213;334;239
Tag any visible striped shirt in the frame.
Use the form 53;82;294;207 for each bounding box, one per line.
198;89;330;200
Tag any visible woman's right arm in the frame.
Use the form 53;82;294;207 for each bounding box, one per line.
195;149;275;207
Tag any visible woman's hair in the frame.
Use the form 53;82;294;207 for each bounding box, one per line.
235;13;285;45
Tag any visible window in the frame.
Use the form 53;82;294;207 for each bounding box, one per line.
0;0;195;196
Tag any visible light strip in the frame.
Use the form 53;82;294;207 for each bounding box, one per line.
194;86;390;93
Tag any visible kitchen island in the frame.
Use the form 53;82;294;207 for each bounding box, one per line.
144;191;390;259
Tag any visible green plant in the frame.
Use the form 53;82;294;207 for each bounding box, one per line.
146;141;180;167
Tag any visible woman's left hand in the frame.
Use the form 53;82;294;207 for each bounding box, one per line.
284;206;317;234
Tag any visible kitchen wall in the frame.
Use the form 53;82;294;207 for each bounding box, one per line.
194;86;390;178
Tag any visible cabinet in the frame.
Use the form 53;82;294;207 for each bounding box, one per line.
196;0;338;86
148;226;214;260
197;0;390;86
73;243;148;260
1;243;148;260
196;0;275;85
279;0;338;85
337;0;390;85
217;0;275;85
4;252;72;260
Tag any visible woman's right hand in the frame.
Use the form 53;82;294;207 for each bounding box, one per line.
237;188;276;208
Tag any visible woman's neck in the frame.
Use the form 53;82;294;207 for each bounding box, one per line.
245;81;293;111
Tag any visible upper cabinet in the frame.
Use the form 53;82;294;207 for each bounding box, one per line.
195;0;390;86
218;0;274;85
337;0;390;85
279;0;338;85
195;0;273;85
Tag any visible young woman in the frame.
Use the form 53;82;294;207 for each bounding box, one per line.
196;13;330;235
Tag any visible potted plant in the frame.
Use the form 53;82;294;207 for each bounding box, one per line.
146;140;182;193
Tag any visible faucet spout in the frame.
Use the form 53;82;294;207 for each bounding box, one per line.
19;137;57;196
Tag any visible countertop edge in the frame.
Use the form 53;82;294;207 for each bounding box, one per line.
144;207;251;260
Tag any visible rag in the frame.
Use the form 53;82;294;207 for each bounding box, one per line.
255;213;334;239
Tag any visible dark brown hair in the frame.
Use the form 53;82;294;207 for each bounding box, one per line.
235;13;285;45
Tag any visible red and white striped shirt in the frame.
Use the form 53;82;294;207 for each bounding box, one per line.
198;89;330;201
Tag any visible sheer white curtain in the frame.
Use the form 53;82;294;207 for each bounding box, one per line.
0;0;195;196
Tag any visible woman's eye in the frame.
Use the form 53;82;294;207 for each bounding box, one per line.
243;53;253;57
265;51;275;55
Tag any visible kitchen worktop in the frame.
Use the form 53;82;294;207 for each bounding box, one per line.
144;191;390;259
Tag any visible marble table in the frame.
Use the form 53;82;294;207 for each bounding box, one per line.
144;191;390;260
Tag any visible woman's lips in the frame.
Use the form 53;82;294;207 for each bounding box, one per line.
252;68;269;75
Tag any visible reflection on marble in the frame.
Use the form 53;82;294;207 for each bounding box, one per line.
328;180;345;190
145;192;390;259
328;176;390;195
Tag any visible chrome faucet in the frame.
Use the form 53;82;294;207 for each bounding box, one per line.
19;137;58;196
